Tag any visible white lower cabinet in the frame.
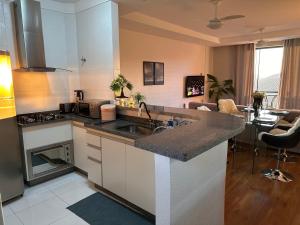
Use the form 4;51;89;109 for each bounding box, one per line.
73;125;88;172
102;137;126;198
86;142;102;186
126;145;155;215
87;157;102;186
83;131;155;214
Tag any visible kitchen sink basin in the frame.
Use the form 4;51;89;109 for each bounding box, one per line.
117;124;154;136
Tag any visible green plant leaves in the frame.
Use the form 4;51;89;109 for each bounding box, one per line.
207;74;235;103
110;74;133;92
207;74;218;83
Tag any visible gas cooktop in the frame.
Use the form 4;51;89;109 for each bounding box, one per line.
17;111;65;125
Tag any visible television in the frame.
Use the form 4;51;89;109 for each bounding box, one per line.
185;75;205;98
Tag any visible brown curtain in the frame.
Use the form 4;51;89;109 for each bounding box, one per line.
234;43;255;105
278;38;300;109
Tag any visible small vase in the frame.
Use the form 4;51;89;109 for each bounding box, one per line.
253;97;262;117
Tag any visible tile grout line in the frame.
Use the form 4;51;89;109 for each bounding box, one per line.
6;173;91;225
8;205;25;225
49;189;71;207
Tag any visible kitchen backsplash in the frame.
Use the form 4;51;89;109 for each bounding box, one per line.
13;71;80;114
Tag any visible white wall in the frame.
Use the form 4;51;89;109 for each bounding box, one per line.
1;0;81;114
120;29;212;108
0;0;5;50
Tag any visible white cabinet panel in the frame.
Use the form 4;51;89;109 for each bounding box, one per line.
86;144;101;162
76;1;119;100
102;137;126;198
23;122;72;150
86;133;101;148
41;9;68;68
73;125;88;172
87;158;102;186
126;145;155;214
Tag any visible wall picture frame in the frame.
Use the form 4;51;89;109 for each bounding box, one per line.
143;61;164;86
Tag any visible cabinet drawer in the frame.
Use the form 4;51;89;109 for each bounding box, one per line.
86;132;101;147
87;157;102;186
86;144;101;162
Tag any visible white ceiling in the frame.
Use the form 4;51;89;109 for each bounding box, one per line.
117;0;300;46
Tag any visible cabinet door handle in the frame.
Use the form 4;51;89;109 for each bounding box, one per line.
87;143;102;151
88;156;101;164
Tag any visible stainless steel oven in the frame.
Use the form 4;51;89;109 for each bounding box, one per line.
26;141;74;184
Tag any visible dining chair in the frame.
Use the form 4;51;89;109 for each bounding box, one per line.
258;118;300;182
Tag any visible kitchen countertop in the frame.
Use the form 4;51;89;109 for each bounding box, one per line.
17;113;100;128
119;106;245;161
18;106;245;162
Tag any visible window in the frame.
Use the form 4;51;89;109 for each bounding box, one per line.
254;46;284;108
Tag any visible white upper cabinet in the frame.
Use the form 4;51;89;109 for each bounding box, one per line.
76;3;114;69
39;2;79;70
75;1;119;99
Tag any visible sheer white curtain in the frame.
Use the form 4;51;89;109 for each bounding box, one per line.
279;38;300;109
234;43;255;105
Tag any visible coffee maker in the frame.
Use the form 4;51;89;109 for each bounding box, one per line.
74;90;84;102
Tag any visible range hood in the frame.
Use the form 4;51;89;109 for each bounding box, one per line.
13;0;56;72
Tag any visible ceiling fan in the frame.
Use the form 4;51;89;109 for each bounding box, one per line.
207;0;245;30
255;28;267;46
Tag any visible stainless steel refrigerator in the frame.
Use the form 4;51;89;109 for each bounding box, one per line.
0;117;24;202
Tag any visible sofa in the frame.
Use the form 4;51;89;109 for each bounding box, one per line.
188;101;300;153
188;102;246;112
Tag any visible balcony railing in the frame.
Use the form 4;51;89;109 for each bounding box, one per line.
263;92;278;109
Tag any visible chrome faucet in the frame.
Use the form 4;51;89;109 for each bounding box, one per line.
138;102;154;127
138;102;151;119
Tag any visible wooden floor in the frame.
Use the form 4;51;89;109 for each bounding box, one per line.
225;146;300;225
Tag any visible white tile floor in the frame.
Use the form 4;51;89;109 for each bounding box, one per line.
3;172;96;225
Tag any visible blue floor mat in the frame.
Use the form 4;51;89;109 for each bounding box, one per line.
67;192;155;225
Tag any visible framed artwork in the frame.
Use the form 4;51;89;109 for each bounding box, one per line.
143;61;164;86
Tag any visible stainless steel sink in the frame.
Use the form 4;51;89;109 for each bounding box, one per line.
117;124;154;136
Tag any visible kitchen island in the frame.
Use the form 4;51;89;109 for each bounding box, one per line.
18;105;244;225
87;105;245;225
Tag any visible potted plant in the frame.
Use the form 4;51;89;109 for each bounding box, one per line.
110;74;133;98
207;74;235;108
133;92;146;105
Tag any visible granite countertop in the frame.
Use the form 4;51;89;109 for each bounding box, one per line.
18;106;245;162
18;113;100;128
90;105;244;161
122;106;245;161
